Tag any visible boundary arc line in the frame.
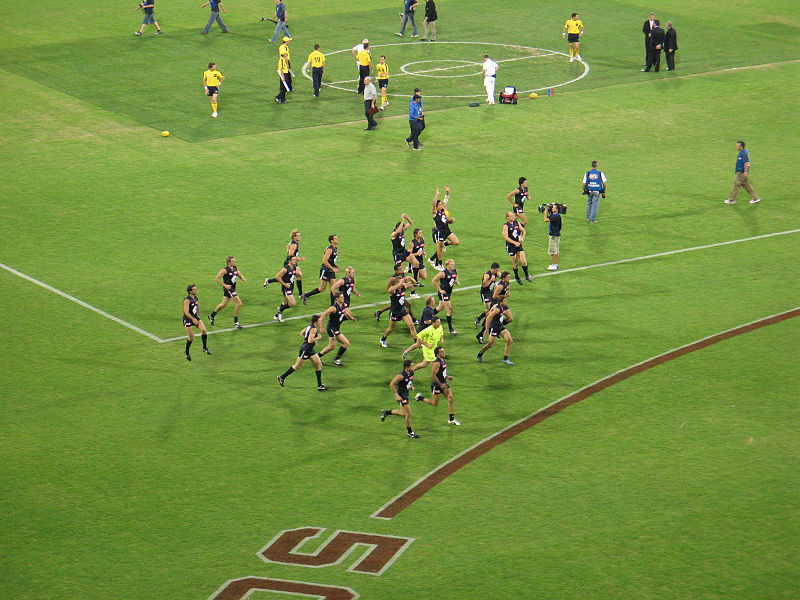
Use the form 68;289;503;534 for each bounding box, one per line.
370;305;800;519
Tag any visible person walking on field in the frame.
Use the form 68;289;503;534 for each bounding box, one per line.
363;76;378;130
200;0;228;34
305;44;325;97
725;141;761;205
406;93;424;149
268;0;291;43
664;22;678;70
396;0;419;37
135;0;162;35
482;54;498;105
421;0;437;41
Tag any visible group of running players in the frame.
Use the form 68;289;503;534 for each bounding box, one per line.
182;178;534;438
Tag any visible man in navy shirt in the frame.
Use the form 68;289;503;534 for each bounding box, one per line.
269;0;291;43
201;0;228;34
725;141;761;205
544;203;562;271
406;93;424;150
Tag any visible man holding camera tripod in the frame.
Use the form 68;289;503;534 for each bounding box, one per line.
582;160;607;223
543;203;563;271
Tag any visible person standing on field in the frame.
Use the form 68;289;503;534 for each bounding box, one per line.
482;54;498;105
725;141;761;205
363;76;378;130
582;160;607;223
305;44;325;98
643;20;664;72
356;41;372;94
421;0;437;41
664;22;678;70
203;62;224;117
562;12;584;62
135;0;162;35
642;13;655;66
396;0;419;37
200;0;228;34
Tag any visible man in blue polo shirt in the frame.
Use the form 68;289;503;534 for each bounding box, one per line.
201;0;228;34
725;141;761;205
406;93;424;150
269;0;291;43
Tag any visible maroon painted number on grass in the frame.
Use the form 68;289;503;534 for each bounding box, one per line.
210;577;358;600
259;527;413;574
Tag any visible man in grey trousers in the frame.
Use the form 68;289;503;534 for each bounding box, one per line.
201;0;228;34
582;160;607;223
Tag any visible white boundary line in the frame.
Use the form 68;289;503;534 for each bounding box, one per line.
0;260;164;342
301;41;589;98
158;227;800;343
369;304;800;519
4;228;798;344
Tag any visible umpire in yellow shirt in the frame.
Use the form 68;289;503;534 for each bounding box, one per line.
275;53;291;103
356;41;372;94
305;43;325;98
562;12;584;62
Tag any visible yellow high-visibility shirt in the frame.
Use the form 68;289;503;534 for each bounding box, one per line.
203;69;223;86
564;19;583;34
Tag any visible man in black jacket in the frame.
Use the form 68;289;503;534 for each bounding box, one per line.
664;22;678;70
421;0;437;41
642;13;655;66
642;19;665;72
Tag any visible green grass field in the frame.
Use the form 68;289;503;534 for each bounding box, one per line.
2;0;799;598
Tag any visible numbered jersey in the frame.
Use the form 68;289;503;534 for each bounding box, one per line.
222;265;239;289
341;276;355;306
433;357;448;385
183;294;199;326
480;270;497;297
328;303;347;329
392;230;406;255
397;369;414;399
434;208;450;232
389;280;407;311
440;268;457;293
514;185;529;211
281;263;297;287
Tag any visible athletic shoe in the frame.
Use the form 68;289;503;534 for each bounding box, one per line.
576;54;582;61
277;376;285;387
569;56;574;62
409;293;421;299
448;419;461;426
317;384;329;391
280;100;289;104
212;112;218;118
411;34;419;38
381;409;390;422
203;348;212;355
402;350;408;360
301;294;307;305
420;38;427;41
234;322;242;329
414;393;424;402
412;147;423;151
263;278;270;287
476;353;484;363
450;330;459;336
516;279;523;285
477;335;484;344
749;198;761;204
406;139;412;149
384;101;390;106
134;31;142;36
156;29;163;34
474;316;482;328
503;358;515;365
208;313;215;325
374;310;381;322
395;32;403;37
428;258;436;268
723;199;736;204
274;313;284;322
413;319;420;326
434;263;445;271
201;30;208;34
414;281;423;287
333;359;342;366
408;431;420;438
525;275;533;282
380;338;388;348
185;351;191;361
546;264;558;271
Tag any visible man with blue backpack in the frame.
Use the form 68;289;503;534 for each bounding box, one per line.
582;160;607;223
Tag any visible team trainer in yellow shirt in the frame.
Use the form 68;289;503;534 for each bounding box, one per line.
305;43;325;98
203;62;225;118
562;12;584;62
376;55;389;109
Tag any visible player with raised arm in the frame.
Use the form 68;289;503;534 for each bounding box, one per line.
209;256;247;328
318;292;356;366
183;284;211;361
416;345;460;425
391;213;420;273
380;267;426;348
430;186;459;270
277;314;329;390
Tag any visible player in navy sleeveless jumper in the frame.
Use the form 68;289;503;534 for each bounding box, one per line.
432;258;460;335
277;314;328;390
507;176;530;226
478;271;511;343
477;294;514;365
381;359;428;438
429;186;459;270
474;262;500;330
318;292;357;366
408;227;428;286
375;263;420;322
209;256;247;328
415;345;460;425
380;268;424;348
331;266;361;308
264;229;305;296
272;255;299;322
183;284;211;360
391;213;420;273
301;234;339;305
502;212;532;284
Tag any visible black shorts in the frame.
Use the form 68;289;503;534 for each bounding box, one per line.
480;291;493;303
568;33;580;43
506;244;523;256
489;325;506;337
183;316;198;327
206;86;219;96
396;394;409;406
320;266;336;281
394;250;411;264
283;286;294;297
224;287;238;299
378;79;388;89
431;381;447;395
513;205;525;214
390;307;409;321
438;291;451;302
433;228;451;243
326;323;341;337
298;345;317;360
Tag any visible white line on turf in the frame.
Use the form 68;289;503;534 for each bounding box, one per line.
369;304;800;520
158;227;800;343
0;261;165;342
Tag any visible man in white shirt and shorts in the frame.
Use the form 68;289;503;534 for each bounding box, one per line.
482;54;498;105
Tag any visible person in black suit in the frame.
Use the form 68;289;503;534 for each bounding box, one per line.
664;22;678;70
642;13;655;66
642;20;665;72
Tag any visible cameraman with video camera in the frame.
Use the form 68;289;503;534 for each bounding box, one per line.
582;160;607;223
542;202;564;271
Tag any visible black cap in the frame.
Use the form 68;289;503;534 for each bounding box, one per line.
414;87;421;93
